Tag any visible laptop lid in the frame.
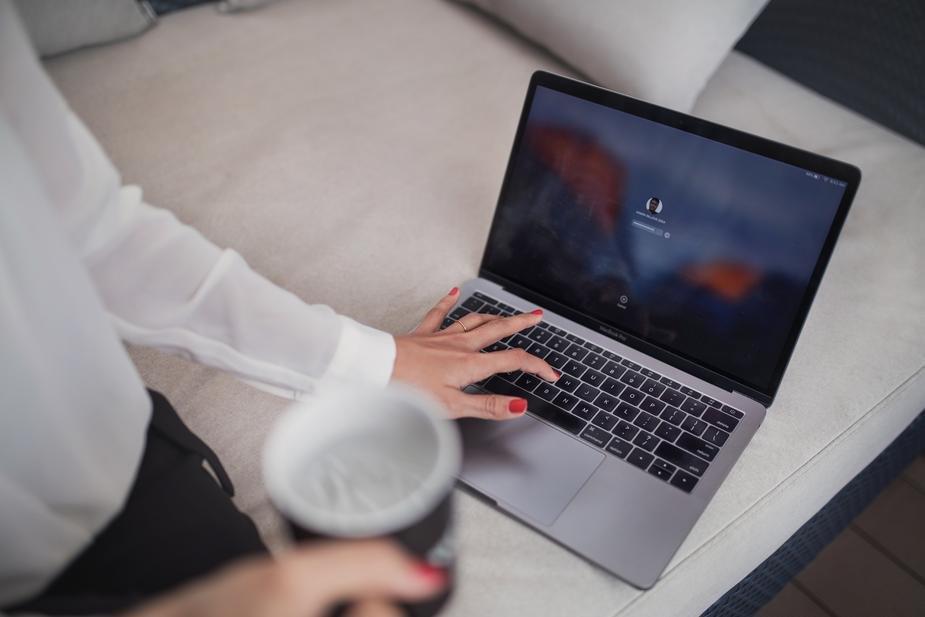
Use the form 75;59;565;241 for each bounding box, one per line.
479;71;860;407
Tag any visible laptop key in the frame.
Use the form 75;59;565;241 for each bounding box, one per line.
612;421;638;440
654;441;708;476
680;415;707;436
721;404;744;419
676;433;719;461
462;297;483;312
535;383;559;402
619;371;645;388
600;378;625;396
614;402;638;421
594;392;618;412
632;432;659;452
553;391;578;411
583;352;607;370
640;379;666;397
602;350;622;361
509;334;532;350
562;360;587;378
482;305;502;315
660;388;686;407
700;395;722;408
601;361;626;379
627;448;654;470
633;411;659;432
640;396;666;415
640;368;662;381
648;461;675;482
591;411;617;431
581;369;605;388
655;422;682;442
440;318;453;330
606;437;632;458
473;292;497;304
679;385;701;399
555;374;580;393
497;302;516;312
544;352;568;369
619;388;644;406
515;373;540;392
660;376;681;389
565;333;584;344
621;359;642;371
702;407;739;432
680;398;707;417
572;402;598;420
448;307;470;320
547;336;569;352
564;344;589;361
670;470;699;493
661;406;685;426
580;425;611;448
526;342;549;359
483;342;507;353
583;341;604;353
703;425;730;447
575;383;598;402
528;328;552;344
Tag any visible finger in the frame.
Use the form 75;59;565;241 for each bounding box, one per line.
466;309;544;349
444;388;528;421
412;287;460;334
281;540;445;608
344;600;404;617
472;347;559;383
438;311;503;336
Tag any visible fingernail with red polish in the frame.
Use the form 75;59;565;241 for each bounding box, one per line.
508;398;528;414
413;562;447;586
448;287;459;296
531;309;543;316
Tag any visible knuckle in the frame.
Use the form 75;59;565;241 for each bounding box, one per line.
483;395;505;418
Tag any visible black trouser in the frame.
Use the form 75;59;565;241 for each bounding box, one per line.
8;390;267;615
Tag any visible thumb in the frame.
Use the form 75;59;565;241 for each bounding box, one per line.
282;540;446;608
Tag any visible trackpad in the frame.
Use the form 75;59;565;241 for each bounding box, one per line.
459;417;604;526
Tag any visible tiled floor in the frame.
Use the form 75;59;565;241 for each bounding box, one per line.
757;455;925;617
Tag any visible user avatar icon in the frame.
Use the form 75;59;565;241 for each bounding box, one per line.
646;197;663;214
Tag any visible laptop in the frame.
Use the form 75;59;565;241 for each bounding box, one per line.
450;71;860;588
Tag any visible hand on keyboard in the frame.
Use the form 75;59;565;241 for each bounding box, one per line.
392;287;560;420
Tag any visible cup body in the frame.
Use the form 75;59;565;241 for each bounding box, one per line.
264;384;460;617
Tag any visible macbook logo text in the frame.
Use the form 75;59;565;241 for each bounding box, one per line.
598;324;626;342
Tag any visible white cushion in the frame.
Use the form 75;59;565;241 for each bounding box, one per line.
45;1;925;615
456;0;767;112
13;0;154;57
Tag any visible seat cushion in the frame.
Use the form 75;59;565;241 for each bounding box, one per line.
44;1;925;615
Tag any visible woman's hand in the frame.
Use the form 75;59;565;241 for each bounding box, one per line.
391;287;559;420
127;540;445;617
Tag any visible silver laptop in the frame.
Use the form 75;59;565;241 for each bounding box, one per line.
451;71;860;588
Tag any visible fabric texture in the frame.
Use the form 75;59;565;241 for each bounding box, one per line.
41;1;925;615
8;390;267;616
11;0;156;57
455;0;768;112
0;0;394;606
735;0;925;146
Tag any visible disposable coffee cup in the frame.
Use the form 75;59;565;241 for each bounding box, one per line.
263;384;461;617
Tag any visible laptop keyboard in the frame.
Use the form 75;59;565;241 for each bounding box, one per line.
441;292;745;494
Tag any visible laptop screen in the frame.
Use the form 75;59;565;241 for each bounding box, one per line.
482;82;852;396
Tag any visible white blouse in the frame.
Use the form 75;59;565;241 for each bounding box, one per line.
0;0;396;606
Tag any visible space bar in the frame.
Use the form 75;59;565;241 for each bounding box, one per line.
483;377;585;435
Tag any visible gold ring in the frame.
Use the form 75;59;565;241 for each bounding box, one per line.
452;318;469;333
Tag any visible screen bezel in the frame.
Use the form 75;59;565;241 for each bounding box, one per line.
478;71;860;407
